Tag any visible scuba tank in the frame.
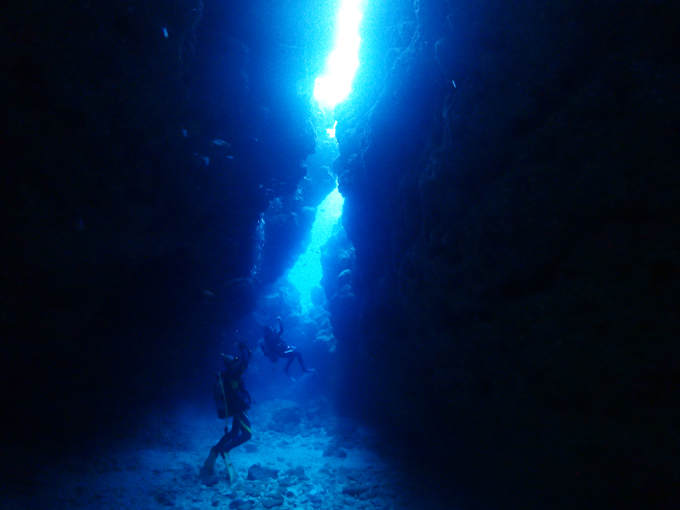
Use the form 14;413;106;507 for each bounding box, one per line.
213;350;252;418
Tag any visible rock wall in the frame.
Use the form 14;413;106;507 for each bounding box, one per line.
0;0;331;448
330;0;680;508
3;0;679;506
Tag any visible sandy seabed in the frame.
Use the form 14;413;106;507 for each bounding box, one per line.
3;398;439;510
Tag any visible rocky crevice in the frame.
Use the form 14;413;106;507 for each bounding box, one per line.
1;0;331;448
328;0;680;507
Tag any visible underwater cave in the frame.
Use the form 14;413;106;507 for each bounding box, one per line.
2;0;680;509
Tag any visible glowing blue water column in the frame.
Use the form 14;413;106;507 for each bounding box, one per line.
287;188;344;309
313;0;365;110
286;1;365;306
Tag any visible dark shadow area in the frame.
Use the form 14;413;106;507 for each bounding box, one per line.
3;1;680;509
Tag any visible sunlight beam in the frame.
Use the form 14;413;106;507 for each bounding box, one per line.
313;0;365;109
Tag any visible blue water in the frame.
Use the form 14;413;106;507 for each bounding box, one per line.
314;0;365;109
287;186;344;309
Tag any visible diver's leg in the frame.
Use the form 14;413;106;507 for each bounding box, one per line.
282;352;296;381
285;354;295;373
226;412;252;451
223;413;251;484
200;437;224;484
203;420;233;476
201;447;218;477
295;351;308;371
293;350;315;374
216;418;238;452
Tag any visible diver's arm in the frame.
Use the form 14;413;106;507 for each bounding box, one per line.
277;317;284;337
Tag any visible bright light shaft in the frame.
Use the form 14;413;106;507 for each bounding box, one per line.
287;186;344;309
314;0;365;109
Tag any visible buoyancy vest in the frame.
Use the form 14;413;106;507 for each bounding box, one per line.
213;370;251;419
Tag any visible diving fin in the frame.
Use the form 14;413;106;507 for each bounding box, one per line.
224;452;238;484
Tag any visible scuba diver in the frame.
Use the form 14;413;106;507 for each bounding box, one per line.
260;316;314;382
200;341;253;485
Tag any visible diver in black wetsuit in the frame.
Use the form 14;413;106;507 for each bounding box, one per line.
260;317;314;382
201;342;252;484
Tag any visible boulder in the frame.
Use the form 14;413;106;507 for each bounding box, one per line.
246;464;279;481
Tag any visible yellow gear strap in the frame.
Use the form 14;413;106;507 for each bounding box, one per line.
237;415;252;434
218;372;229;418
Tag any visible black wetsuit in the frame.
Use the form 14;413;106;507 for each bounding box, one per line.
212;344;252;455
261;320;309;377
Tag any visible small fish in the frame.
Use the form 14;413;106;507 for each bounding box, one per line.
201;156;209;166
182;129;188;137
211;139;231;148
162;27;168;38
202;290;215;297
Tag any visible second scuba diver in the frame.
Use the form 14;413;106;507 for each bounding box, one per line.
260;317;314;382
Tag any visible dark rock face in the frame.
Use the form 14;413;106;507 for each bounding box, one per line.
321;227;359;344
330;0;680;508
0;0;330;448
